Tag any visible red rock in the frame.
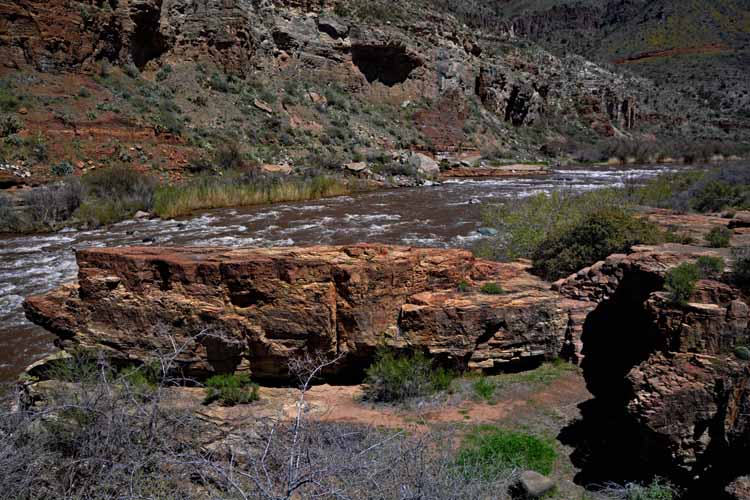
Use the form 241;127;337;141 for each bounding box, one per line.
24;245;580;381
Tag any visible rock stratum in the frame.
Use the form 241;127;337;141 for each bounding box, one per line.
24;244;583;381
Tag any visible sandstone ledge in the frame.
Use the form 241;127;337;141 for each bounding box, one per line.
24;244;582;381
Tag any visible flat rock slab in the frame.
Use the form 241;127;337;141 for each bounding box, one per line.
24;244;583;381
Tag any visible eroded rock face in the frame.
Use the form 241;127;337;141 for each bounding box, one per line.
24;245;578;381
558;244;750;494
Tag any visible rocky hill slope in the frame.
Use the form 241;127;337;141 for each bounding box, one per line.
0;0;747;191
438;0;750;129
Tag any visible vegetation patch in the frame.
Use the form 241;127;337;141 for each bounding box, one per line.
203;373;259;406
480;282;505;295
665;263;700;305
696;255;725;279
472;377;495;402
456;426;557;479
363;349;454;403
154;173;351;218
705;226;732;248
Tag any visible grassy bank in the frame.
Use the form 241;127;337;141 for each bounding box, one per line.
153;173;352;219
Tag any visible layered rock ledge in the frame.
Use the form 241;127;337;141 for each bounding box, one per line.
556;243;750;494
24;244;582;381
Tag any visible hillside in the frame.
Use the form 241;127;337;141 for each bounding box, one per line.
436;0;750;126
0;0;748;217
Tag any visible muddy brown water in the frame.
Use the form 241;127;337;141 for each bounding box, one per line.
0;166;676;382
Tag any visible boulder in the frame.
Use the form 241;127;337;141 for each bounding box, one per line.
408;153;440;178
511;470;556;499
260;164;293;175
727;476;750;500
24;245;580;382
344;162;368;173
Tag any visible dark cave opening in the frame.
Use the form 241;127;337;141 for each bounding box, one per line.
130;2;167;69
351;45;421;86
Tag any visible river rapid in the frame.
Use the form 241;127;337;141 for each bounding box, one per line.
0;166;676;381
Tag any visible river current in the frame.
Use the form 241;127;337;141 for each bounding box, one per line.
0;166;675;381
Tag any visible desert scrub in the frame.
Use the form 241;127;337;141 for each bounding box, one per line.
456;426;557;479
76;164;156;226
665;263;700;305
480;282;505;295
531;207;662;280
705;225;732;248
599;478;676;500
472;377;495;402
203;373;259;406
696;255;725;278
478;189;659;277
154;173;351;218
363;349;454;403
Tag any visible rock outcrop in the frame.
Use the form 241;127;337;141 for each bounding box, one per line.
557;244;750;495
24;244;580;381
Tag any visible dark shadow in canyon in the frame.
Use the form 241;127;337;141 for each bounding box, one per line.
351;45;421;86
130;0;168;69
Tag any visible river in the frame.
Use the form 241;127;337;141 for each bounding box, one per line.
0;166;676;381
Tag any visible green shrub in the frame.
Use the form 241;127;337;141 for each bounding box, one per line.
0;114;21;137
76;165;156;225
0;85;19;112
665;263;700;305
51;160;75;177
457;280;470;292
696;255;725;279
734;346;750;361
480;189;645;265
623;479;676;500
480;282;505;295
472;377;495;401
155;64;172;82
203;373;259;406
705;226;732;248
363;349;454;403
531;208;662;280
732;247;750;289
456;426;556;479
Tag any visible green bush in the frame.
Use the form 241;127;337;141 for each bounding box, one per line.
155;64;172;82
696;255;725;279
665;263;700;305
734;346;750;361
480;282;505;295
732;247;750;289
51;160;75;177
623;479;676;500
531;208;662;280
363;349;454;403
456;426;556;479
203;373;259;406
0;114;21;137
457;280;470;292
472;377;495;401
76;165;156;226
705;226;732;248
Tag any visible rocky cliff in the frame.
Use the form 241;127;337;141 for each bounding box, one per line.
24;244;585;381
557;245;750;497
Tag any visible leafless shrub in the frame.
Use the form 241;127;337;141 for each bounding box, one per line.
1;346;511;499
22;179;82;227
